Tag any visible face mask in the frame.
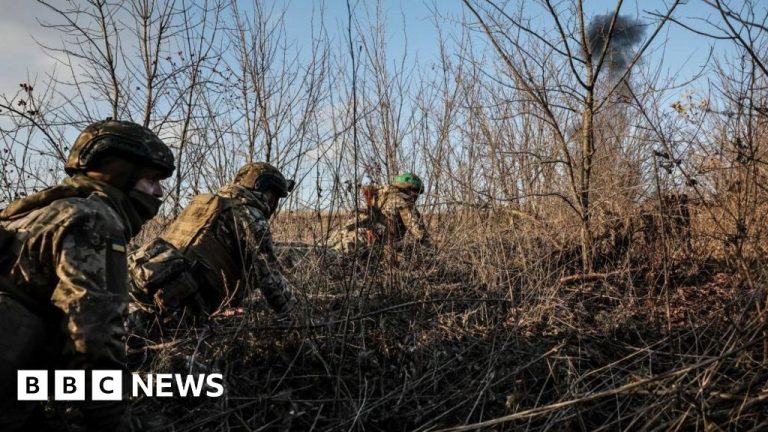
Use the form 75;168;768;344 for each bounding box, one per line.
128;189;163;221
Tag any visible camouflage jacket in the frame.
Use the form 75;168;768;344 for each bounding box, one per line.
328;185;429;253
377;185;429;243
0;181;132;369
155;184;296;313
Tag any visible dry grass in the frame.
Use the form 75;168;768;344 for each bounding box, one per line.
128;204;768;431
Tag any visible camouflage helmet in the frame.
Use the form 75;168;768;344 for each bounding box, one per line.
392;172;424;194
65;119;175;179
234;162;295;198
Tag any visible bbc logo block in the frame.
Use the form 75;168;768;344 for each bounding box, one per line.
17;370;224;400
18;370;123;401
92;370;122;401
55;370;85;400
17;370;47;401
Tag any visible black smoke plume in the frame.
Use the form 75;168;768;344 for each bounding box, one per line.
587;14;645;78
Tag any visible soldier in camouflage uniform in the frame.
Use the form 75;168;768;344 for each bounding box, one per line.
328;172;430;255
129;162;297;317
0;119;175;431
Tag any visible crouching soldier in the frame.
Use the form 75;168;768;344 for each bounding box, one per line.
0;119;175;431
129;162;298;320
329;172;431;258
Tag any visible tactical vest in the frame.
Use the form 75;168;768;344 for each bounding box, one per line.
161;194;241;304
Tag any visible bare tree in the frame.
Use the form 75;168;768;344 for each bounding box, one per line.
460;0;681;271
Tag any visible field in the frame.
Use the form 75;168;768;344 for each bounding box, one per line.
129;204;768;431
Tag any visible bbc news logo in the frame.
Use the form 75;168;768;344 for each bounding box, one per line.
17;370;224;401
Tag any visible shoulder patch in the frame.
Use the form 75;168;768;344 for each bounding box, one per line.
111;238;127;253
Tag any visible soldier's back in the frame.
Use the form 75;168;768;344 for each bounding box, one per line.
155;184;274;310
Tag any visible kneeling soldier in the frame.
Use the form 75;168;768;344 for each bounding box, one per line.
329;172;430;256
129;162;297;318
0;119;175;431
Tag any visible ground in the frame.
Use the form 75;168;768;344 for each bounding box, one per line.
128;214;768;431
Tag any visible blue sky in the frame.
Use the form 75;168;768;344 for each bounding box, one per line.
0;0;728;102
272;0;725;91
0;0;740;207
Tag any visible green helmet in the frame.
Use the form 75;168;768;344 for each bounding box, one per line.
65;119;175;179
234;162;295;198
392;172;424;194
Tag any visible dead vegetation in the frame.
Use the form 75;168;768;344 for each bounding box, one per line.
127;201;768;431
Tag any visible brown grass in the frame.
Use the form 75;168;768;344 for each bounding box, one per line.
128;203;768;431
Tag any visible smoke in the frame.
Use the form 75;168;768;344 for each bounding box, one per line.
587;14;645;78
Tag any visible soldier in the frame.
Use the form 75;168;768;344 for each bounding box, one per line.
329;172;430;256
129;162;297;318
0;119;175;431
